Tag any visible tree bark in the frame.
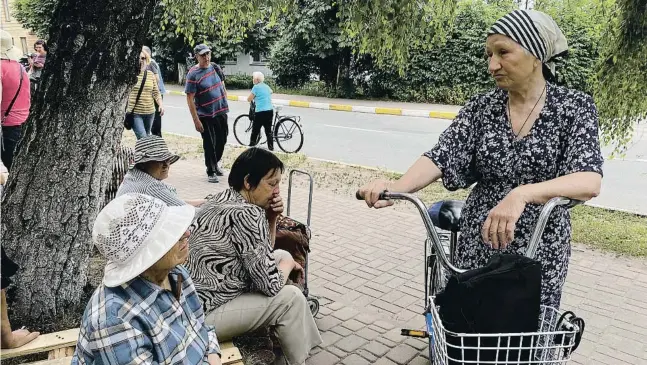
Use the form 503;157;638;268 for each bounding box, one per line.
2;0;157;331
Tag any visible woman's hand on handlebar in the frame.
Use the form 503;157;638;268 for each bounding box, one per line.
481;188;528;249
358;179;395;209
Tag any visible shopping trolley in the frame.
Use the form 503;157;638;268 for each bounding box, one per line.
356;191;585;364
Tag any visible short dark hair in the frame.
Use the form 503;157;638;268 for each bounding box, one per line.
229;148;285;191
34;39;47;52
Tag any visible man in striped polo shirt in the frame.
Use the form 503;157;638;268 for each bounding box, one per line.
185;44;228;183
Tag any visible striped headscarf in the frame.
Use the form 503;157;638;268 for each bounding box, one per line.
488;10;568;78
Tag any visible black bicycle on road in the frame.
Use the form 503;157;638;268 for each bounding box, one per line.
233;104;304;153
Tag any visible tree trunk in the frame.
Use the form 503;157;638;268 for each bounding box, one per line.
2;0;157;331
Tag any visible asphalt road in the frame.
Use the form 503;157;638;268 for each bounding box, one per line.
161;94;647;215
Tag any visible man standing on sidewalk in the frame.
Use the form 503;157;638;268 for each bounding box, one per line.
185;44;228;183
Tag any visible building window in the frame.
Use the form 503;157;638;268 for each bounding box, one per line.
20;37;28;55
3;0;10;21
251;52;269;65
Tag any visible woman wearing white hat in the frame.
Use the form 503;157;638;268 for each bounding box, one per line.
117;136;206;207
71;193;222;365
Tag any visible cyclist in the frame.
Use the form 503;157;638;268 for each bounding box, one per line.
247;71;274;151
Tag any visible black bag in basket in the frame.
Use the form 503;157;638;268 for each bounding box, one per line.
435;254;542;364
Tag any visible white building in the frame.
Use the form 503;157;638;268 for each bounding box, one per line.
221;52;273;77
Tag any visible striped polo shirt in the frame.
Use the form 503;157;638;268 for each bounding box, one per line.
184;64;228;118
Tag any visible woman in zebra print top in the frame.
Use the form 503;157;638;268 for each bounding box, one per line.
185;148;322;365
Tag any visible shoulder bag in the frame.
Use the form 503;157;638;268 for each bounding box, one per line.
124;71;148;130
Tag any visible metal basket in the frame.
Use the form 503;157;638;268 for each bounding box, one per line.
427;301;580;364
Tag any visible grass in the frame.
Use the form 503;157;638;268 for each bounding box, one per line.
123;132;647;257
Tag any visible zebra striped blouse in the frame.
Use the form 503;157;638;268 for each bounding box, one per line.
185;188;284;313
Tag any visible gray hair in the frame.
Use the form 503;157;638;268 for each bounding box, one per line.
252;71;265;83
142;45;152;56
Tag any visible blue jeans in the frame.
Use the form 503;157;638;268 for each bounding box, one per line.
132;113;154;139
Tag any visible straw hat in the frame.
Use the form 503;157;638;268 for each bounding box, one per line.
133;136;180;166
0;30;24;61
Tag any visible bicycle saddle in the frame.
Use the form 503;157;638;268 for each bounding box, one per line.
427;200;464;232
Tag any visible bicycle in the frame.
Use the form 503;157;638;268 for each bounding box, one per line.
233;103;304;153
356;191;586;364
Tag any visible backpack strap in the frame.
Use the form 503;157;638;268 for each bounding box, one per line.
211;62;225;82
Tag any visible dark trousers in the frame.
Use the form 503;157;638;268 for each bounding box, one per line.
200;114;228;176
250;110;274;151
2;125;23;171
152;95;163;137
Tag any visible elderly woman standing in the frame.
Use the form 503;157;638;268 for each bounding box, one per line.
359;10;603;309
117;136;205;207
247;71;274;151
128;51;165;139
72;194;222;365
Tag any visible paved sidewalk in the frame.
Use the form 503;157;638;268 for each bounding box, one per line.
169;159;647;365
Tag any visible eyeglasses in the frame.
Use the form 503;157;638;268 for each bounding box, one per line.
140;57;146;60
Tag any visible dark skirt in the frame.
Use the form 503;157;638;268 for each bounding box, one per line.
1;247;19;290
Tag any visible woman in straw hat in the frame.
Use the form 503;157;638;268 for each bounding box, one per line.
359;9;603;309
71;193;222;365
117;135;206;207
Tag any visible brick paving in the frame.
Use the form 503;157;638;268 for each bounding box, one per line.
168;159;647;365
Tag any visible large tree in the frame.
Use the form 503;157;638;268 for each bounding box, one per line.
3;0;157;331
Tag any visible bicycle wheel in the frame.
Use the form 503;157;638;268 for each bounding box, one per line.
233;114;265;146
274;118;304;153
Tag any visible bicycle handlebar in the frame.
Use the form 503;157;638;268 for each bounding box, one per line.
355;190;583;275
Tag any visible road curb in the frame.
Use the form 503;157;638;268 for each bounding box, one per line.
167;90;458;120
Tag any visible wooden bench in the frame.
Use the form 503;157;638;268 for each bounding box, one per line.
0;328;243;364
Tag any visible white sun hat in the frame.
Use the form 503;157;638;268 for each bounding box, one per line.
93;193;195;287
0;30;24;61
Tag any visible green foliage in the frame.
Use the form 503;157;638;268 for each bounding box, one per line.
593;0;647;155
268;35;316;88
163;0;458;69
12;0;57;39
354;1;507;104
267;0;344;89
337;0;458;66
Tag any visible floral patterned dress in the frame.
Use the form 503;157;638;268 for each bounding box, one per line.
424;83;603;309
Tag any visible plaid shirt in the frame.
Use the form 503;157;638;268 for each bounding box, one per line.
71;266;220;365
